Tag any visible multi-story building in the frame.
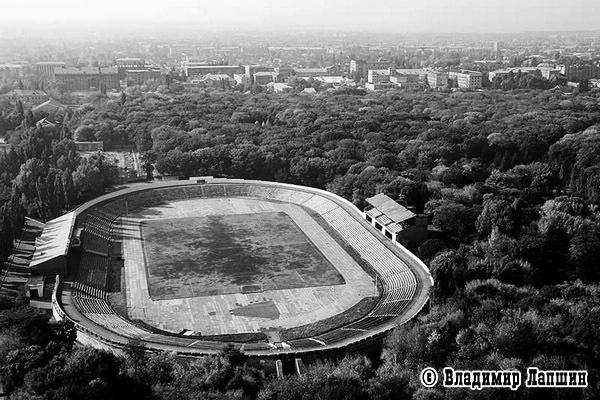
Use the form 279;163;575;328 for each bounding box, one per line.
35;61;66;79
449;70;483;89
294;66;337;78
253;71;277;85
427;71;449;89
365;70;394;91
183;61;244;78
367;69;390;84
125;68;162;86
190;74;235;89
116;58;145;79
391;74;421;90
351;59;394;80
562;63;600;82
488;67;561;81
2;89;49;106
54;67;120;92
244;65;274;84
395;68;428;82
0;63;26;78
350;60;367;80
274;66;295;82
234;73;251;88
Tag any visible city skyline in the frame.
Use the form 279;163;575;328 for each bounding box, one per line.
0;0;599;38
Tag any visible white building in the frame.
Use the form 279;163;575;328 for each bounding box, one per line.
367;69;391;84
427;71;449;89
267;82;293;93
294;66;336;78
365;69;394;91
449;70;483;89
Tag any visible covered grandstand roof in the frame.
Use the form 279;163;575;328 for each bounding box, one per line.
365;193;416;224
30;212;75;268
365;208;383;219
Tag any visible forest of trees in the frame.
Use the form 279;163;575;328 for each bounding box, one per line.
0;102;119;268
1;84;600;399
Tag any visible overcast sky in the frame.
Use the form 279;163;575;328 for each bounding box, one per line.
0;0;599;34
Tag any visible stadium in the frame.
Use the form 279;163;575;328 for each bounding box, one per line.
38;178;432;357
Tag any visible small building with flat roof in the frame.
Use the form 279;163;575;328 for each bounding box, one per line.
364;193;427;248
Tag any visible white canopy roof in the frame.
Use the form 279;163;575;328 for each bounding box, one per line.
30;212;75;268
365;193;416;223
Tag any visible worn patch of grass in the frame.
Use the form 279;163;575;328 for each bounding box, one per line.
141;212;344;300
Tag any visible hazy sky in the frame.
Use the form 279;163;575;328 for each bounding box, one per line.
1;0;599;34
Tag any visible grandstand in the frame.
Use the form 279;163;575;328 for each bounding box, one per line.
51;179;433;356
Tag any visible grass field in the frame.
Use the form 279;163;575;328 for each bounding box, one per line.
141;212;344;300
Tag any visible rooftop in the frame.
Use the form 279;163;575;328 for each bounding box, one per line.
54;67;118;76
365;193;416;223
295;67;329;73
186;65;241;69
315;76;348;83
30;212;76;268
395;68;426;74
268;82;292;89
451;70;483;76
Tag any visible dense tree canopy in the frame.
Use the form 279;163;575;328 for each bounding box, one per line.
2;85;600;399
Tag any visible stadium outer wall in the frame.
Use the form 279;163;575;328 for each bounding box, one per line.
52;178;434;358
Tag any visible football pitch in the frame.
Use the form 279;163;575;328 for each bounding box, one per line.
141;212;345;300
